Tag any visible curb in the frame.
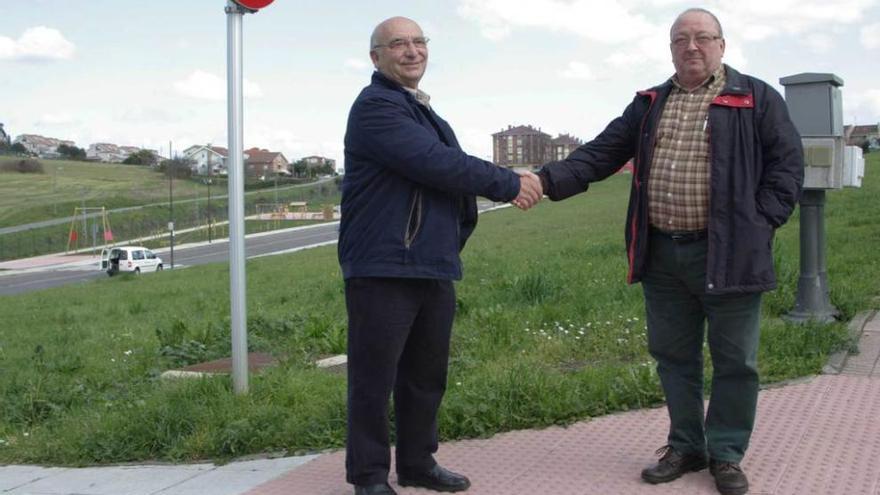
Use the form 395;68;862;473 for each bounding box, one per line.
822;309;877;374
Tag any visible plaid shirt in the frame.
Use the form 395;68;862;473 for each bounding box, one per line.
648;67;726;231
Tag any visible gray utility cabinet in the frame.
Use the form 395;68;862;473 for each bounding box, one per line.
779;73;844;190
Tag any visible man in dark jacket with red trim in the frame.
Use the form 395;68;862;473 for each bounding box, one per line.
340;16;542;495
536;8;803;495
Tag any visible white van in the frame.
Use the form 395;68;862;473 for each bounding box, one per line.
100;246;163;276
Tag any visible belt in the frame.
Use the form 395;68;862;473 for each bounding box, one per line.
650;227;708;243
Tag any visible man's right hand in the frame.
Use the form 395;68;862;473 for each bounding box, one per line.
512;171;543;210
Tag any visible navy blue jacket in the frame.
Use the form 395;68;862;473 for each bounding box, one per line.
539;66;804;294
339;72;521;280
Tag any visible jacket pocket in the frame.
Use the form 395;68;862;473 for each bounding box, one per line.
404;189;423;248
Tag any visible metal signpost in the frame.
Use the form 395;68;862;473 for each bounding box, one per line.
226;0;273;395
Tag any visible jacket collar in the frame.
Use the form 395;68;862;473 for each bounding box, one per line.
643;64;749;98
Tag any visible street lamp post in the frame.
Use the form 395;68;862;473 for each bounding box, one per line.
53;166;63;216
207;144;213;243
168;144;175;270
225;0;273;395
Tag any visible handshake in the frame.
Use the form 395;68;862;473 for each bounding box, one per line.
511;170;543;211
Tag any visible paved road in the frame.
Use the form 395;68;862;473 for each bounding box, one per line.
0;201;506;296
0;222;340;296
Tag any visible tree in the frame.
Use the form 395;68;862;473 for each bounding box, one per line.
123;149;159;166
291;159;308;178
10;142;29;155
861;140;871;155
158;157;193;179
315;162;336;176
57;144;87;160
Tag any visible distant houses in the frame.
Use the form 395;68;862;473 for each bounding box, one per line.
302;155;336;173
182;145;229;175
0;128;340;181
245;147;290;178
181;145;294;178
845;123;880;151
13;134;75;158
87;143;131;162
492;125;583;169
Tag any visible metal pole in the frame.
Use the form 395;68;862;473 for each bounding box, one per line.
53;167;58;216
169;140;175;270
785;189;838;323
227;0;249;394
207;144;213;243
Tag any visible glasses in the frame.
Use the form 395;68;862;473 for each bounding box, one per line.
372;37;429;51
671;34;722;48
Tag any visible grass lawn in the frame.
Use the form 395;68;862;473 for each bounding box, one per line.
0;157;209;228
0;154;877;465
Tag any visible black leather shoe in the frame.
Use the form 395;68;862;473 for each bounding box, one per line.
641;445;708;484
710;460;749;495
398;464;471;492
354;482;397;495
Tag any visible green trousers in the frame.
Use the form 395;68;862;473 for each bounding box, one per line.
642;232;762;463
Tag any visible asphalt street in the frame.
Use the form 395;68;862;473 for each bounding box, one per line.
0;222;339;296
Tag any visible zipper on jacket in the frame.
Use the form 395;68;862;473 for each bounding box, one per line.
404;189;423;249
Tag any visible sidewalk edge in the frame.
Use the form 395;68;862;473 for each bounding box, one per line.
822;309;877;374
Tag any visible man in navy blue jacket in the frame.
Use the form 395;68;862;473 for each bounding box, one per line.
339;16;542;495
536;8;803;495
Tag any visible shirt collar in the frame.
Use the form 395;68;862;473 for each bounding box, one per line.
671;66;726;92
404;87;432;109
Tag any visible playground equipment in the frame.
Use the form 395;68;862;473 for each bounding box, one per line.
66;207;113;253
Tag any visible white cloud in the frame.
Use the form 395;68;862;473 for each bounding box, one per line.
246;126;309;159
456;0;655;43
716;0;876;41
173;70;263;101
845;89;880;121
36;113;75;125
559;61;596;81
0;26;75;61
344;58;370;70
802;33;835;53
861;22;880;49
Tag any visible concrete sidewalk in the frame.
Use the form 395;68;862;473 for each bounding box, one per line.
0;456;318;495
3;310;878;495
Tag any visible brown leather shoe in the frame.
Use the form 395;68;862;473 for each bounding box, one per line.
397;464;470;492
710;460;749;495
641;445;708;484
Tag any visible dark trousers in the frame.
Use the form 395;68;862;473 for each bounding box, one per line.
642;232;762;463
344;277;456;486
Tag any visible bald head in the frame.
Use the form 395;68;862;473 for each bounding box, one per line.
671;8;723;39
371;16;420;49
369;16;428;89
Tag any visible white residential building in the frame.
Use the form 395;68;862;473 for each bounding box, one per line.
14;134;75;158
87;143;127;162
183;145;228;175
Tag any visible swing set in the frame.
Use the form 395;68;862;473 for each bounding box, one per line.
66;207;113;253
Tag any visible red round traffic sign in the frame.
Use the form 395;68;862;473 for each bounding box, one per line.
233;0;274;10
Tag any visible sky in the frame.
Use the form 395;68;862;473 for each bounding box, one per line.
2;0;879;167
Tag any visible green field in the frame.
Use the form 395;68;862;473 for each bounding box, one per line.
0;154;876;465
0;157;210;227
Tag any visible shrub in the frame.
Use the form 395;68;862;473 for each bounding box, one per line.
0;159;45;174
